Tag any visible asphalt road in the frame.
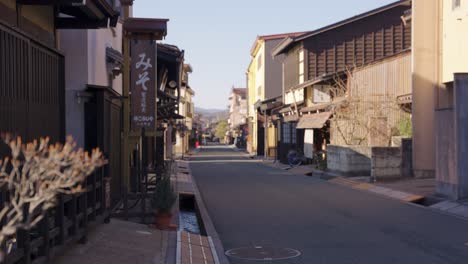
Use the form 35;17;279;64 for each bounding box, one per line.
190;145;468;264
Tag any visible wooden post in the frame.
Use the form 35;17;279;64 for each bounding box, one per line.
91;171;97;221
101;166;106;216
17;228;30;264
40;212;50;260
70;195;78;237
55;194;65;245
122;5;131;217
18;204;31;264
78;192;88;243
141;128;148;224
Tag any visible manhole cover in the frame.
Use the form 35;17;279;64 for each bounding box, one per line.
225;246;301;261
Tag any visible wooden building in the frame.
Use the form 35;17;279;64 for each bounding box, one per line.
272;0;412;164
0;0;121;262
155;43;185;165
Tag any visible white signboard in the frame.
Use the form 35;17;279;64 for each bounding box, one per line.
304;129;314;159
313;85;331;103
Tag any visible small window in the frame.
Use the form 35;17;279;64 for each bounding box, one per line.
257;53;263;70
453;0;461;10
298;50;305;84
291;123;297;144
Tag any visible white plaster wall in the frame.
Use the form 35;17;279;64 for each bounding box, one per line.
284;89;304;105
59;29;88;147
254;44;265;101
87;22;123;94
59;22;124;148
442;0;468;83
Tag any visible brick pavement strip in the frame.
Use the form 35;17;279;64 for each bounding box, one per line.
175;161;223;264
177;231;217;264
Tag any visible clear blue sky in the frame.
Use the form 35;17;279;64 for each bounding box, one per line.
134;0;396;110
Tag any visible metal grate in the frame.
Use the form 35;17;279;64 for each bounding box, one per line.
226;246;301;261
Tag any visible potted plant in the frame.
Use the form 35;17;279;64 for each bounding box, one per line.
151;174;177;230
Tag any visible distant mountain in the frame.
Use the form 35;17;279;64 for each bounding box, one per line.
195;107;226;115
195;107;229;122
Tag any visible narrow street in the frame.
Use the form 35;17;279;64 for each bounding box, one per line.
190;145;468;264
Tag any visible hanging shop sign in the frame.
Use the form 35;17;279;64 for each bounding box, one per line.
131;40;156;130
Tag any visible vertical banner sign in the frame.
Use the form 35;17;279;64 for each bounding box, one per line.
131;40;156;131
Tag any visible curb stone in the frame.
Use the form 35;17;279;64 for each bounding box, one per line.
263;161;468;221
176;160;230;264
313;170;468;221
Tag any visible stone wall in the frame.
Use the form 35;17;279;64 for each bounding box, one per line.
371;147;401;181
327;145;371;176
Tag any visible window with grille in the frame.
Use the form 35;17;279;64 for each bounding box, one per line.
257;53;263;70
282;123;291;143
291;123;297;144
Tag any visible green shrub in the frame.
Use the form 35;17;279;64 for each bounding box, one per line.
398;115;412;137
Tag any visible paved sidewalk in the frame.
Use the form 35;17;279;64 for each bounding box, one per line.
53;219;169;264
174;160;224;264
261;160;468;221
360;178;436;197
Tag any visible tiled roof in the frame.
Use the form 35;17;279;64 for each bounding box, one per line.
250;31;309;55
232;88;247;95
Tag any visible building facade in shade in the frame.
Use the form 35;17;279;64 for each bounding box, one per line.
228;87;247;145
59;1;128;207
412;0;468;199
0;0;125;261
154;43;185;163
246;32;306;156
0;0;118;144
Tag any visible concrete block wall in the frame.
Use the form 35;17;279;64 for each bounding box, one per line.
327;145;371;176
371;147;401;180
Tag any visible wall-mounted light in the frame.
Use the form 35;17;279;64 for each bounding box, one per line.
168;80;177;88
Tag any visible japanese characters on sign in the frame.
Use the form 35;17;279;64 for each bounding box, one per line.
131;40;156;130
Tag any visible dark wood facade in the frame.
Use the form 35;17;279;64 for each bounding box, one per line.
0;1;121;262
280;1;411;91
0;20;65;143
85;85;123;208
305;6;411;81
278;122;305;164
